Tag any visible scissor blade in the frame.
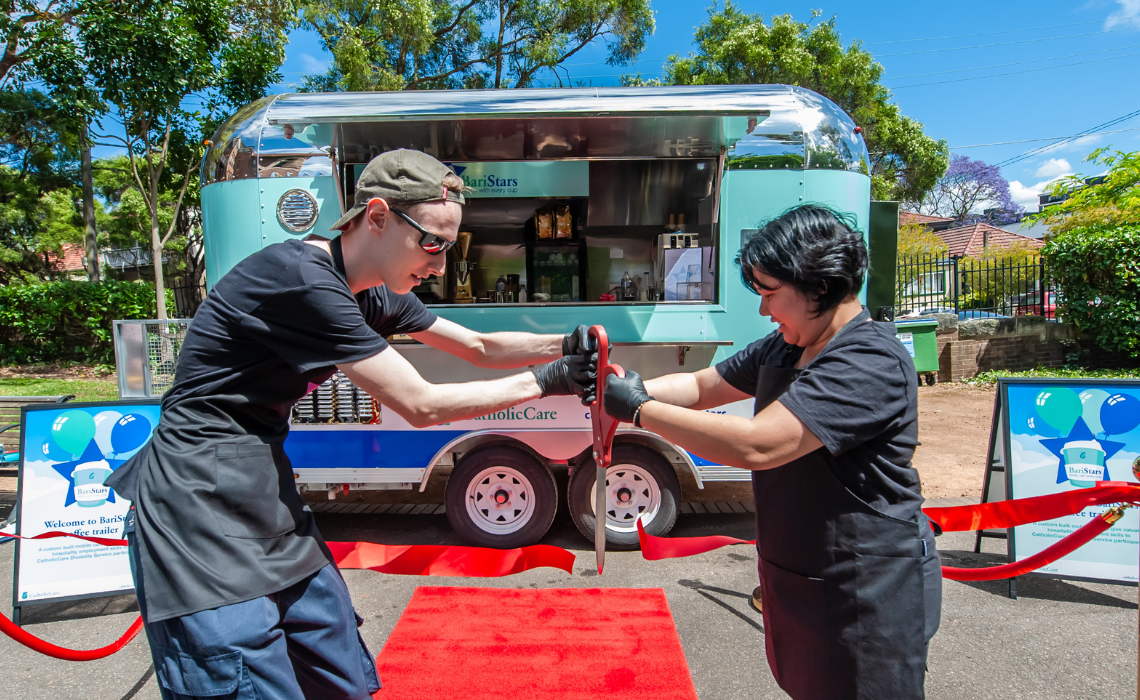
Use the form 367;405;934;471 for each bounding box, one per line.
595;464;607;574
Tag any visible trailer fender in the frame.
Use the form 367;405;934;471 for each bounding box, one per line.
418;429;591;492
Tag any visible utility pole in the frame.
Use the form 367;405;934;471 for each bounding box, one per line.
81;123;101;282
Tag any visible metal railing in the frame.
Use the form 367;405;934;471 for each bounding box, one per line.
896;254;1052;318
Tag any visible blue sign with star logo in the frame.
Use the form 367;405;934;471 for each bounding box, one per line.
1003;379;1140;584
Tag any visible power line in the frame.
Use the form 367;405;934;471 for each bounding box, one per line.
877;26;1140;58
885;44;1140;80
889;49;1140;89
995;108;1140;167
951;128;1140;149
865;15;1140;45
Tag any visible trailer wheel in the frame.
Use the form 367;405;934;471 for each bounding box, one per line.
445;446;557;549
567;444;680;551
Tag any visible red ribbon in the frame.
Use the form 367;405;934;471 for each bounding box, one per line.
636;482;1140;582
0;530;577;660
924;481;1140;532
326;541;575;577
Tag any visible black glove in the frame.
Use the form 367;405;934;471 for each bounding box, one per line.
562;324;597;356
533;352;597;403
603;370;654;424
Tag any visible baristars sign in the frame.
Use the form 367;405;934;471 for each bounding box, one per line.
444;161;588;198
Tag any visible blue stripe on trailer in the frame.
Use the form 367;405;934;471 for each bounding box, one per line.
284;430;467;470
685;451;720;467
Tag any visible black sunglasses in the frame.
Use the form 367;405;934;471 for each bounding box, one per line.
391;209;454;256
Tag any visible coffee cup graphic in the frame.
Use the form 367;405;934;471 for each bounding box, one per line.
1061;440;1106;488
70;461;113;507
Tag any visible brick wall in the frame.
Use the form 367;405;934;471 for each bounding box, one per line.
923;314;1137;382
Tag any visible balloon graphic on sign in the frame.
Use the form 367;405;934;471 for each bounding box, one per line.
1078;389;1110;435
1034;387;1082;434
92;410;122;457
111;413;151;456
50;410;96;457
40;437;72;462
1100;393;1140;436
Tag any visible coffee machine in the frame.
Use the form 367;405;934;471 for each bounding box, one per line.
453;231;474;304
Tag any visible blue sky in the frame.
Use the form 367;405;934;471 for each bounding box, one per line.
269;1;1140;210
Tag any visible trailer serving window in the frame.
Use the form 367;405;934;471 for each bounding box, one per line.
323;116;728;307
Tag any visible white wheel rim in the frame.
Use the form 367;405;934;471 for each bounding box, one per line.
465;465;537;535
589;463;662;534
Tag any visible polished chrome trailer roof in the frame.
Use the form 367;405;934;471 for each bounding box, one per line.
263;85;818;122
202;85;869;185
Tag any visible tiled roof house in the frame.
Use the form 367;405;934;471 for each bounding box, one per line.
936;223;1044;258
899;211;955;231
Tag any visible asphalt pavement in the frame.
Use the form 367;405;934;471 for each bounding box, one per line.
2;506;1137;699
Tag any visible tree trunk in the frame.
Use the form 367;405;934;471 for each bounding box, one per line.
152;214;167;320
80;126;101;283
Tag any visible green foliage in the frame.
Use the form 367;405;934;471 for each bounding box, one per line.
1029;149;1140;234
298;0;654;92
1044;224;1140;358
963;367;1140;386
652;3;948;202
0;88;84;283
0;280;173;364
897;222;947;259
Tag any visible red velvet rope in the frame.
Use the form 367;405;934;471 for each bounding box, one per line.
0;530;577;660
940;512;1116;581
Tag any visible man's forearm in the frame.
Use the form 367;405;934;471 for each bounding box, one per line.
351;368;544;428
476;332;562;368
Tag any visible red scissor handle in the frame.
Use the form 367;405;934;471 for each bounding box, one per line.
589;325;624;469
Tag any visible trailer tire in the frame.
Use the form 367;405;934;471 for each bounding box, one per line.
567;444;680;551
445;446;558;549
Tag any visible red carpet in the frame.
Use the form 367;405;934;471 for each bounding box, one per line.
373;586;699;700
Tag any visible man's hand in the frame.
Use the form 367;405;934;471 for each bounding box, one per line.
562;324;597;357
532;353;597;404
603;370;655;424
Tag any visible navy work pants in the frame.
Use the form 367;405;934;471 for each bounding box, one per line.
127;527;381;699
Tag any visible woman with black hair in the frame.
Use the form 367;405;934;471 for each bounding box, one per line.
604;204;941;699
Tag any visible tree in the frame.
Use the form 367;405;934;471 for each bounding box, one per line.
0;88;83;284
914;154;1021;225
0;0;85;86
298;0;654;92
78;0;286;317
640;4;947;202
897;222;947;259
1028;148;1140;235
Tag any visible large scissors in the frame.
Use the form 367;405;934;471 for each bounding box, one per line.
588;325;624;574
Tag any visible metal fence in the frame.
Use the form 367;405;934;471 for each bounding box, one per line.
168;282;208;318
895;254;1052;319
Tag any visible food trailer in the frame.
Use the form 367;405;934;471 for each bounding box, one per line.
185;84;871;549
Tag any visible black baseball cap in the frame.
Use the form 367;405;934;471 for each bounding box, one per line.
331;149;465;231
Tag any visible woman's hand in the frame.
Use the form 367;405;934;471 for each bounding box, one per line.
603;370;655;424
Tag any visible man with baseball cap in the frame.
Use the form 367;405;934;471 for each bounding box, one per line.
106;149;597;699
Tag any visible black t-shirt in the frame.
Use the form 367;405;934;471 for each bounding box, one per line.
715;316;922;520
107;238;437;622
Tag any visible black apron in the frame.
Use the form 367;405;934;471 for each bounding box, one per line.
750;313;941;700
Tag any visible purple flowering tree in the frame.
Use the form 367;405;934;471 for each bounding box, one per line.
915;154;1023;225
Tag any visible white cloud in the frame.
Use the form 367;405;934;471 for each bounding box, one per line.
1009;180;1046;211
300;53;329;74
1034;158;1072;179
1009;167;1075;213
1106;0;1140;28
